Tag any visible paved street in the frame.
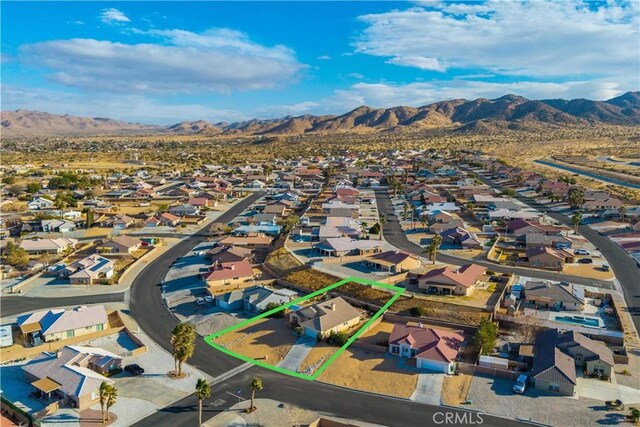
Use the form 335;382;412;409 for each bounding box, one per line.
373;188;613;289
463;169;640;334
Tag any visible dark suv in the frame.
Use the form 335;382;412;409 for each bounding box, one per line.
124;364;145;376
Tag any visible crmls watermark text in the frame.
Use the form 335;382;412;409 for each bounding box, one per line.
433;411;484;425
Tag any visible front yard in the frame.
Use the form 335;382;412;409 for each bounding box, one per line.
317;347;419;398
216;318;297;365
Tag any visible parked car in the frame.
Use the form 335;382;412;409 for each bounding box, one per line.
196;297;206;305
204;295;214;303
125;364;145;376
578;258;593;264
574;249;591;255
601;264;610;272
512;374;529;394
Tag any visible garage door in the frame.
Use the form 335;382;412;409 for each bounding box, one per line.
417;358;446;373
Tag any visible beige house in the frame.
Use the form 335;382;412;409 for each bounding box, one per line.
17;305;108;346
201;259;255;291
289;297;364;338
418;264;487;296
98;235;141;254
22;345;120;410
363;250;421;273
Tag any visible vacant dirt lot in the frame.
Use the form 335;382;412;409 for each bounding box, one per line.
298;342;337;375
317;348;418;398
216;318;296;365
563;264;615;280
441;374;473;405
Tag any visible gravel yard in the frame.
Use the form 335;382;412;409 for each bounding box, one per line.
195;312;243;337
216;318;297;365
317;348;418;398
466;375;612;426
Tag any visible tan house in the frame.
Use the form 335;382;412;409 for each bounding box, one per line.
22;345;120;410
98;235;141;254
526;246;574;270
17;305;109;346
418;264;487;296
363;250;421;273
219;234;272;249
202;259;256;290
557;331;614;377
289;297;364;338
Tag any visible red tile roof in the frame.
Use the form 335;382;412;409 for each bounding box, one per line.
202;260;254;281
389;324;463;363
419;264;487;288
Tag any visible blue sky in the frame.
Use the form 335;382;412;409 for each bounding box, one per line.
2;1;639;124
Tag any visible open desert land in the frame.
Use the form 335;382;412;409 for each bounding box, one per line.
215;318;297;365
316;347;418;398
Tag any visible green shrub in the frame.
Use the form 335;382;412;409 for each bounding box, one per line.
410;306;426;317
326;331;349;346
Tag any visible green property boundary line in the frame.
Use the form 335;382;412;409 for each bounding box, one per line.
203;277;405;381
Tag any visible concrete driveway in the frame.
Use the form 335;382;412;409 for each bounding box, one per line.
410;372;444;405
576;378;640;403
277;335;316;372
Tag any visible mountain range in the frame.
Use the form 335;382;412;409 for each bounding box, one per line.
2;92;639;137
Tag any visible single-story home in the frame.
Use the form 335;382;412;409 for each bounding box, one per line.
313;237;382;257
20;238;79;255
418;264;487;296
289;297;364;339
98;235;141;254
202;259;256;290
216;285;296;312
522;281;584;311
61;254;115;285
22;345;119;410
17;305;109;346
388;323;464;373
363;250;421;273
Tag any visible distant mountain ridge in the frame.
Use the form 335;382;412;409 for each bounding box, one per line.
2;92;639;137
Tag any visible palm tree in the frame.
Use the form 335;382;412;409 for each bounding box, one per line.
424;234;442;264
411;206;417;230
99;382;109;423
361;221;368;239
249;377;263;412
171;322;196;377
402;203;410;222
378;214;387;240
619;205;628;220
421;217;427;231
571;212;582;233
104;384;117;423
629;407;640;424
195;378;211;426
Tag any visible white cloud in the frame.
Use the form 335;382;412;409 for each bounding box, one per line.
20;28;306;94
317;55;332;60
100;8;131;24
1;85;248;124
355;1;639;80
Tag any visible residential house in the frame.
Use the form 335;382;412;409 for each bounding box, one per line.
41;219;76;233
363;250;422;274
313;237;382;257
20;238;78;255
522;281;584;311
439;227;482;249
17;305;108;346
169;204;200;217
216;285;297;312
526;246;574;270
582;198;624;212
556;331;614;377
418;264;487;296
233;224;282;237
145;217;162;227
388;324;464;373
219;234;272;249
288;297;364;338
61;254;115;285
206;244;254;263
98;235;141;254
22;345;119;410
27;197;55;210
112;214;135;230
158;212;181;227
202;259;255;290
531;329;577;395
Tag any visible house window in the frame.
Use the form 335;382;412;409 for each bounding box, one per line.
548;383;560;392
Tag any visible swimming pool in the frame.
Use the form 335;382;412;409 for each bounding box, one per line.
289;304;302;311
555;315;601;328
